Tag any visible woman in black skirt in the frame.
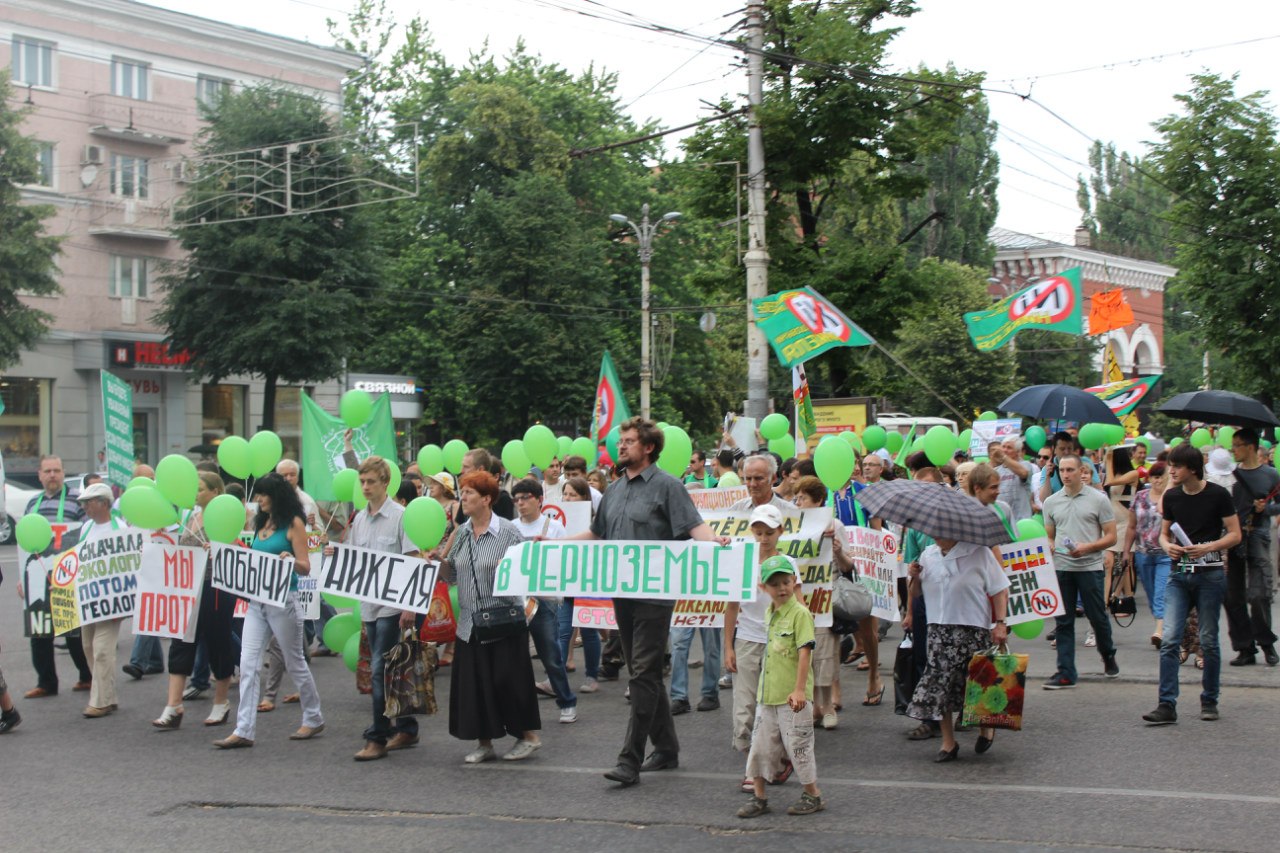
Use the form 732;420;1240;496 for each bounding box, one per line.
443;470;542;763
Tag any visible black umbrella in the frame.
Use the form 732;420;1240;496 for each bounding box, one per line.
998;384;1121;426
1156;390;1279;428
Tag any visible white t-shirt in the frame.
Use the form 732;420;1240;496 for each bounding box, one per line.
296;487;320;528
541;479;565;506
735;553;797;644
918;541;1009;629
512;514;567;541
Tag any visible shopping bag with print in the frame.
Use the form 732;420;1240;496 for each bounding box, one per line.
419;581;457;644
961;644;1028;731
383;629;438;717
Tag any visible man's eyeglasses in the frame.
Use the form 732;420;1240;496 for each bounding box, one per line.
1037;454;1051;461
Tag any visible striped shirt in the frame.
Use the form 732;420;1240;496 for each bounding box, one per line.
24;487;86;554
447;514;525;643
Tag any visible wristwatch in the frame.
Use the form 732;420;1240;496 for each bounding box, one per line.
993;619;1006;625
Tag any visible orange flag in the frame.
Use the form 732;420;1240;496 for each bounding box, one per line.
1088;289;1135;335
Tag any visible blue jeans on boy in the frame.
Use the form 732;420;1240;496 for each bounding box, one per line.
1159;567;1225;709
529;600;575;709
1134;551;1172;620
556;600;601;680
130;635;165;673
1053;569;1114;682
669;627;722;702
363;615;419;746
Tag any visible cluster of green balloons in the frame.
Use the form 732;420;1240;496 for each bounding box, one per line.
216;431;284;480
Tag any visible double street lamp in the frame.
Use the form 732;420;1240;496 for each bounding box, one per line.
610;203;680;420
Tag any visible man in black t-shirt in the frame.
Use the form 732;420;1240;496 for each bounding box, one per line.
1144;444;1241;725
1225;428;1280;665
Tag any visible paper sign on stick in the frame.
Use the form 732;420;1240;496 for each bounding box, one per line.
997;536;1064;624
319;543;440;614
571;598;617;629
51;530;147;636
843;526;900;622
209;543;295;608
135;543;207;641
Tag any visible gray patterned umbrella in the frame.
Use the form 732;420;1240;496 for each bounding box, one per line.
855;479;1014;546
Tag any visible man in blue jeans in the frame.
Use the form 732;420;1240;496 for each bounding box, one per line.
343;455;420;761
1144;443;1240;725
1042;454;1120;688
669;625;722;714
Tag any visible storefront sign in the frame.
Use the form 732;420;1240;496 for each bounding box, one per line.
101;370;134;489
108;340;192;370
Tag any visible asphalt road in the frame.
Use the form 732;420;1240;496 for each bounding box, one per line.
3;542;1280;852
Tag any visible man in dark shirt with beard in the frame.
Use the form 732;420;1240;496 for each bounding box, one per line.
1224;428;1280;666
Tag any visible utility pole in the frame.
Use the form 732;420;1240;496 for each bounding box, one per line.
744;0;771;422
610;204;681;420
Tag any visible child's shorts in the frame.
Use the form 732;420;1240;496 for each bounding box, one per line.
745;701;817;785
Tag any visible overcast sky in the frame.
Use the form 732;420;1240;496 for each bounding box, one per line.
151;0;1280;242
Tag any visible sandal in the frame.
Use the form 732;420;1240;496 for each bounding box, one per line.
862;685;885;706
843;650;865;665
204;702;231;726
1179;649;1190;664
282;693;300;704
856;660;871;671
257;700;275;713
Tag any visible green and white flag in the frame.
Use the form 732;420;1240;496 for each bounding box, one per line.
752;287;874;368
101;371;134;489
300;393;397;501
964;267;1085;351
590;350;631;446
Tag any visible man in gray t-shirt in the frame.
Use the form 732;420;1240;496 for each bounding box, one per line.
1225;428;1280;665
989;438;1033;521
1042;454;1119;688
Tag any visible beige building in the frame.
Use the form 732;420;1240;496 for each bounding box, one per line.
1;0;417;481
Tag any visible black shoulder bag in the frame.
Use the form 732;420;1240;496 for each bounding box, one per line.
465;525;526;644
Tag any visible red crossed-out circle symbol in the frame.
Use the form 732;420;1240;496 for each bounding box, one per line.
1008;277;1075;324
595;379;617;436
1031;589;1059;617
784;292;851;342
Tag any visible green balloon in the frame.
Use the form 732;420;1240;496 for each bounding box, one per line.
570;436;595;461
760;413;789;441
862;425;887;453
840;431;864;453
924;425;956;467
1016;517;1046;541
1263;439;1273;450
556;435;573;460
768;436;795;460
404;496;447;550
658;425;693;478
957;428;974;454
119;486;178;530
502;440;532;479
1216;426;1235;449
1078;423;1107;450
339;389;373;429
1024;425;1047;452
388;465;401;499
885;431;904;454
442;439;469;475
1169;437;1184;447
342;630;362;673
156;454;199;509
1011;618;1044;640
418;444;444;476
248;430;283;478
217;435;252;479
911;435;926;454
332;468;358;502
814;437;856;491
523;424;557;470
656;422;669;430
1190;427;1212;448
353;489;368;510
977;410;997;421
203;493;247;544
605;425;621;464
819;433;839;444
16;513;52;553
449;584;459;616
128;476;157;490
321;591;358;610
322;611;360;653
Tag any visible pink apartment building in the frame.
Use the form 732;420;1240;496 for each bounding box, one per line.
0;0;421;482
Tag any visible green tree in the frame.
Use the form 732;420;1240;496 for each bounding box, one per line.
159;84;381;427
1150;73;1280;407
1076;141;1174;263
0;71;61;369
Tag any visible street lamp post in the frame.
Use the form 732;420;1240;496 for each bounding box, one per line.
610;203;680;421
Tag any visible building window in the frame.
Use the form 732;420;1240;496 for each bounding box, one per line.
0;377;53;479
108;255;149;298
34;142;54;188
11;37;54;88
202;383;246;451
274;387;309;464
197;74;231;109
110;154;148;199
111;58;149;100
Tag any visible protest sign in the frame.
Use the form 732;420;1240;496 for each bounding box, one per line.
541;500;592;536
135;543;207;641
689;487;749;511
20;522;83;638
571;598;617;630
843;526;900;622
319;543;440;614
493;540;758;602
50;530;147;636
209;542;295;607
970;418;1022;457
295;528;327;620
998;536;1064;624
671;598;728;628
700;507;833;627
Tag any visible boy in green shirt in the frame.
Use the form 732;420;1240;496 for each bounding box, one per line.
738;555;825;818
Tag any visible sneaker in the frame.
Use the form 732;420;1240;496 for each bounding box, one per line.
787;792;825;816
182;685;208;701
122;663;144;680
821;712;838;730
463;745;497;764
502;739;541;761
579;678;599;693
696;696;720;712
737;796;770;819
1103;654;1120;678
1142;703;1177;725
1043;674;1076;690
559;706;578;724
0;708;21;734
670;697;692;715
1084;630;1096;648
534;680;555;697
1200;704;1220;721
718;673;733;690
596;667;620;682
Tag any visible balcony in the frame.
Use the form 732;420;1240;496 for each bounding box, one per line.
86;198;173;241
87;94;188;146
